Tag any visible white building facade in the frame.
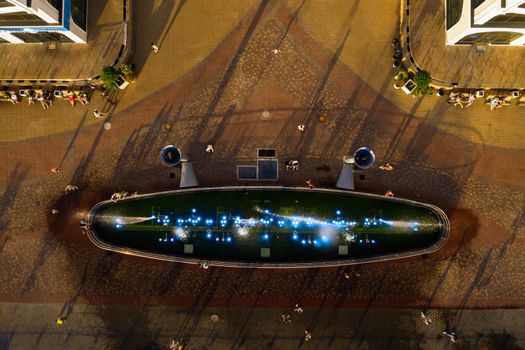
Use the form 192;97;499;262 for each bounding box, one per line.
0;0;87;43
446;0;525;45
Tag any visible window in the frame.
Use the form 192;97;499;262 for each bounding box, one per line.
12;32;74;43
71;0;86;30
456;31;523;44
447;0;463;29
486;14;525;24
0;12;48;26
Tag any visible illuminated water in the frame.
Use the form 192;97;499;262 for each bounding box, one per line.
87;187;449;267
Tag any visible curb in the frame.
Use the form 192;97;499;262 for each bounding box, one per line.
0;0;131;87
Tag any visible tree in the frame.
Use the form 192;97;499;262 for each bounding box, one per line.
413;70;433;95
100;66;119;91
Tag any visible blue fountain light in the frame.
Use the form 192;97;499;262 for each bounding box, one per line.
226;237;232;243
301;239;306;245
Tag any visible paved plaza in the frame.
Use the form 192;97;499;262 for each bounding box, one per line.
0;0;525;348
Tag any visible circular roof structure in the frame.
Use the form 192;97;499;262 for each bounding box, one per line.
160;145;181;166
353;147;375;169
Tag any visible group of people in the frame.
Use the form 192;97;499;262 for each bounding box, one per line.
280;304;313;341
420;311;458;343
4;88;90;110
448;92;476;108
8;90;53;109
110;191;139;202
285;160;299;171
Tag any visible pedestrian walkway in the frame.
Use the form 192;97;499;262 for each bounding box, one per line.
0;303;523;349
0;0;124;81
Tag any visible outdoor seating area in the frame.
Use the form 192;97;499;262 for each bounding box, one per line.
0;86;92;110
445;89;524;110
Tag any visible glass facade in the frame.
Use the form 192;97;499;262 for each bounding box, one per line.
457;31;523;44
486;14;525;24
447;0;463;29
0;12;49;26
12;31;73;42
71;0;86;30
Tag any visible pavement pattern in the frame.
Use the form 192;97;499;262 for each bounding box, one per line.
0;0;524;348
1;304;524;350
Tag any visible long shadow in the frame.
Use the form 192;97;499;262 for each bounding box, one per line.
298;267;343;349
191;0;270;144
58;259;91;319
301;0;360;126
382;103;422;162
344;268;389;350
228;271;274;350
0;161;30;239
59;110;89;168
272;0;307;50
157;0;187;49
206;269;255;347
130;0;176;78
174;267;223;342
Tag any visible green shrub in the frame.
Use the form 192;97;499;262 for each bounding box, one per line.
395;68;408;81
120;63;133;76
413;70;432;92
100;66;119;91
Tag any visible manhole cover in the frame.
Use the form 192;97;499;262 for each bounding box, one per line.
103;122;111;130
262;110;270;119
210;314;219;323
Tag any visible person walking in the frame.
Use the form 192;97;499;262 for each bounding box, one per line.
151;42;159;54
64;185;79;194
37;94;49;110
442;331;457;343
306;179;315;189
206;144;214;153
51;167;61;173
294;303;303;314
379;163;394;171
304;330;312;341
420;311;432;325
93;109;106;118
297;124;305;132
51;209;60;214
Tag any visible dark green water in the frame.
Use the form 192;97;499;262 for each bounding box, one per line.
88;188;449;265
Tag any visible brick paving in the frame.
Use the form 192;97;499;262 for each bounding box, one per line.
1;304;524;349
0;0;524;338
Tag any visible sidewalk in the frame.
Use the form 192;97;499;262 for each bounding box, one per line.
1;303;524;349
0;0;124;81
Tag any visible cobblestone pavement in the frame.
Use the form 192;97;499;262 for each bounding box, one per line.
1;304;524;350
0;0;123;80
409;0;525;87
0;0;524;340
